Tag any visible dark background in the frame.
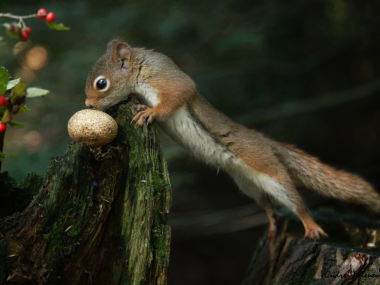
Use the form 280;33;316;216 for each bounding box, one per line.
1;0;380;284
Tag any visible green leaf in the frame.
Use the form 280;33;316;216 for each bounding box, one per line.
0;106;6;113
5;29;20;40
7;79;20;90
3;23;21;40
18;105;30;113
7;82;27;117
0;67;10;94
10;81;27;104
45;22;70;31
27;87;49;98
0;152;8;161
1;110;8;123
8;121;24;128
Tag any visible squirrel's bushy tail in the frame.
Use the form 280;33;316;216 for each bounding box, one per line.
274;142;380;213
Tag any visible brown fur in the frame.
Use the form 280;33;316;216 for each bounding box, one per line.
273;142;380;213
85;40;380;239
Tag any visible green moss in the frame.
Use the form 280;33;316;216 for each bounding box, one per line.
151;176;168;190
152;223;169;266
141;207;147;217
17;172;44;197
46;216;70;257
46;197;85;257
151;175;170;203
67;224;81;237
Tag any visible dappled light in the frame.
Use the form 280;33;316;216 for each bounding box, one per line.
25;46;48;70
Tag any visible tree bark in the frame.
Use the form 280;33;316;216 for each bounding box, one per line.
242;213;380;285
0;99;172;285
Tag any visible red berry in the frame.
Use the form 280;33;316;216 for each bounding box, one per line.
91;173;95;180
46;12;55;23
0;96;6;107
21;31;29;41
25;27;32;36
0;123;6;133
37;8;47;19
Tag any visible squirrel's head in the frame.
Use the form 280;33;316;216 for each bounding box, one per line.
85;40;137;110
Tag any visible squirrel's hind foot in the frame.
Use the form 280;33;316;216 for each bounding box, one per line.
304;227;328;240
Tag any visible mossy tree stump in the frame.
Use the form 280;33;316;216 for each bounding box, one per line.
0;100;172;285
242;213;380;285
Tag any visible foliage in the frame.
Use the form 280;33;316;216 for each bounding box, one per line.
45;21;70;31
0;67;49;161
26;87;49;98
0;10;70;41
0;8;69;166
0;68;8;94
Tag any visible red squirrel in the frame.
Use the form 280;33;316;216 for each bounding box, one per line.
85;39;380;239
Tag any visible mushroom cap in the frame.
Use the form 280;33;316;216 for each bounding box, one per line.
68;109;118;147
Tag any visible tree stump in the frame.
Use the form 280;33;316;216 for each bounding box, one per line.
0;99;172;285
242;212;380;285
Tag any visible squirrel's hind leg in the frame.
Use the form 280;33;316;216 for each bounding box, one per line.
233;176;279;239
233;171;328;240
255;173;328;240
264;205;278;239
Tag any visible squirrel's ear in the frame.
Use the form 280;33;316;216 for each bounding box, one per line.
107;40;119;52
111;42;132;64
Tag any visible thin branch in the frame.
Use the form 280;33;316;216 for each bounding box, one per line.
0;13;38;20
0;13;38;29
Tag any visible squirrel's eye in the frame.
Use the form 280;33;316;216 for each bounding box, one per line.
96;78;107;91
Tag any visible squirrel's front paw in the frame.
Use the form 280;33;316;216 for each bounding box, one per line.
132;106;157;127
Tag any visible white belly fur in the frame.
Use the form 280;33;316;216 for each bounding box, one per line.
159;106;293;208
158;106;237;170
135;87;290;207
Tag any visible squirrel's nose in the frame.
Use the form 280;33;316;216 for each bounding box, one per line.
85;99;93;109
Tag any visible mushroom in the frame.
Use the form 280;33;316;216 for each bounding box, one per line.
68;109;118;147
